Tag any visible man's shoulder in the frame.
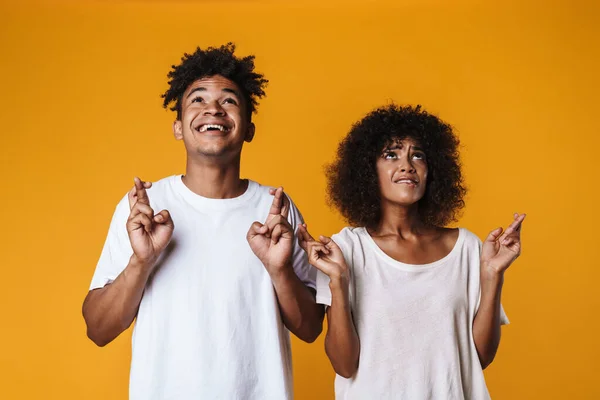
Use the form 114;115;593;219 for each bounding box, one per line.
140;175;180;204
147;175;179;193
112;175;179;213
248;180;300;207
248;179;271;196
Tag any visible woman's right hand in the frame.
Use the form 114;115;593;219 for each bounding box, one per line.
298;224;348;281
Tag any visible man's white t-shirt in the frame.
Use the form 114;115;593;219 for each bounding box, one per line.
316;227;509;400
90;175;315;400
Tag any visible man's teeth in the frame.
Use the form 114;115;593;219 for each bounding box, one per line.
198;124;227;132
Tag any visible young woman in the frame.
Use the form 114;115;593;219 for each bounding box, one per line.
299;104;525;399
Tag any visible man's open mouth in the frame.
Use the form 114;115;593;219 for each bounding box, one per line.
196;124;230;133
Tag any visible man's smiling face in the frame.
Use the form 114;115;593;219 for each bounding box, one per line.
173;75;255;160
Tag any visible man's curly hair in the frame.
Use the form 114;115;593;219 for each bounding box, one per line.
326;104;466;229
161;43;268;120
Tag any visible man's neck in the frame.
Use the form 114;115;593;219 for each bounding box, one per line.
182;156;247;199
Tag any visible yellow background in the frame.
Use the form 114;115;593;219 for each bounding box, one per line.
1;0;598;398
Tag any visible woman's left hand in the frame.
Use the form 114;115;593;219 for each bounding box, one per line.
481;213;526;275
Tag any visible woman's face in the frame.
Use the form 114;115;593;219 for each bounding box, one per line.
376;138;428;208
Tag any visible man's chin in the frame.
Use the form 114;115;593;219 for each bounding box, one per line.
190;146;237;160
197;149;226;158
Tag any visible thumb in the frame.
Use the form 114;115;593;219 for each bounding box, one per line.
154;210;174;230
485;227;503;243
319;235;339;250
247;221;268;240
128;186;137;209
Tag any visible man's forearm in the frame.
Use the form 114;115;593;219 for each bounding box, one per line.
82;256;152;346
473;269;504;369
270;266;324;343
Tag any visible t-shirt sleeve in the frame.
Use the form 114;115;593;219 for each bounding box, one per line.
315;269;332;306
499;304;510;325
475;293;510;325
286;195;316;290
89;194;134;290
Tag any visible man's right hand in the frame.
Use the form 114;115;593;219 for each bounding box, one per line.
126;177;174;267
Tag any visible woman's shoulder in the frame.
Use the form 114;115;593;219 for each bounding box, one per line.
457;227;482;245
331;226;368;250
332;226;365;240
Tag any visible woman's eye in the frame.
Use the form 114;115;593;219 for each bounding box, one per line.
191;96;204;103
383;152;397;160
413;153;425;160
223;98;238;105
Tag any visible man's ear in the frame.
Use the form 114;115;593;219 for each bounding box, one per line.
245;123;255;143
173;120;183;140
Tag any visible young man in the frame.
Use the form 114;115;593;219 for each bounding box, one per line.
82;43;323;400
